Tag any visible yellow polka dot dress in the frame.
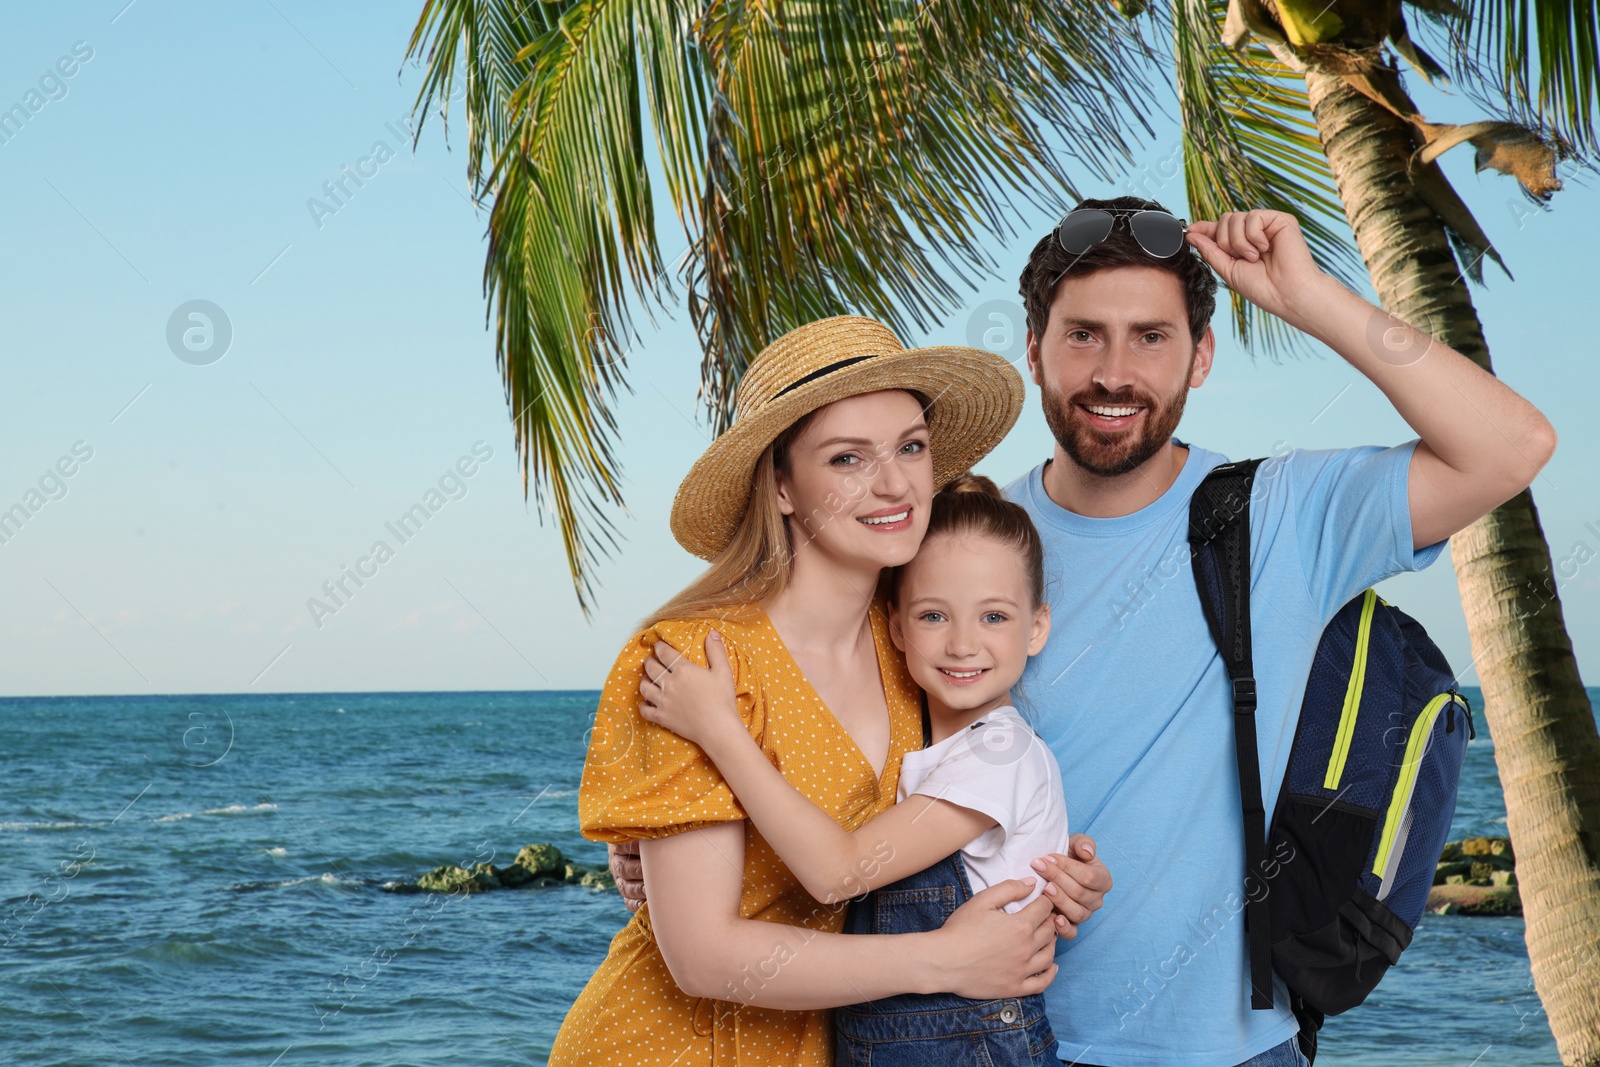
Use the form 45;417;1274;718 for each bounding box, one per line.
549;602;922;1067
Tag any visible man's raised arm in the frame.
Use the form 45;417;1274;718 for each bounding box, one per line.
1187;210;1557;549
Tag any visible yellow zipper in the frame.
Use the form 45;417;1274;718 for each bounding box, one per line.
1373;692;1462;878
1324;589;1378;789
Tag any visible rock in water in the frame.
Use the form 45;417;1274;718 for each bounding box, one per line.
577;869;616;890
1459;836;1514;860
1427;883;1521;916
1429;837;1520;915
396;843;614;895
515;843;565;878
416;865;496;894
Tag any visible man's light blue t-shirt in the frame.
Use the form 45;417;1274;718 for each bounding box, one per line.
1004;440;1445;1067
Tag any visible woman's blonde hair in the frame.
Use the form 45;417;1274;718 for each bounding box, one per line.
642;424;804;628
643;390;929;628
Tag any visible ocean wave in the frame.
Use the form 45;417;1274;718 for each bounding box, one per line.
153;802;278;823
225;872;369;893
127;934;297;965
0;819;101;832
129;938;235;965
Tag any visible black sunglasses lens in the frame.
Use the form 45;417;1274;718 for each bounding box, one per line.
1056;210;1115;255
1130;211;1187;258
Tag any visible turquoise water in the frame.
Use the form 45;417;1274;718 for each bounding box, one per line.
2;687;1589;1066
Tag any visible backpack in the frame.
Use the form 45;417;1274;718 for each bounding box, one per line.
1188;459;1474;1063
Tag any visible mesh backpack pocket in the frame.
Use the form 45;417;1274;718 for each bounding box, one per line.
1189;460;1472;1060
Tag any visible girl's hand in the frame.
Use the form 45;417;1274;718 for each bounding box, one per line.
638;631;744;755
936;879;1059;999
1030;834;1112;940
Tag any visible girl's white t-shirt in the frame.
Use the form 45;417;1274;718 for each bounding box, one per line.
897;705;1070;913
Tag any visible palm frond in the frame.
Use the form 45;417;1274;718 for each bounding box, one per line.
1420;0;1600;158
408;0;557;193
687;0;1165;431
408;0;694;613
1165;0;1364;354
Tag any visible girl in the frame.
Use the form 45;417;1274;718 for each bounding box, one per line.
641;473;1071;1066
549;317;1077;1067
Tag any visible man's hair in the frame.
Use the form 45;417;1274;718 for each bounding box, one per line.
1019;195;1217;345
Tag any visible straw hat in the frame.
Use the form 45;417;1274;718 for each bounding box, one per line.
670;315;1025;560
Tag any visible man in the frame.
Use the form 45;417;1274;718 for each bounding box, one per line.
1002;196;1554;1066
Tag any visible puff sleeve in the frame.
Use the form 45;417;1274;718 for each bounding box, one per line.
578;618;766;844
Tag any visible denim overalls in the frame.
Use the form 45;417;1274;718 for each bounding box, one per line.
834;709;1061;1066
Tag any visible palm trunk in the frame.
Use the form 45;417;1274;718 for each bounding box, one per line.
1304;65;1600;1065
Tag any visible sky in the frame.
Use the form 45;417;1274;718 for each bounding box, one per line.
1;1;1596;697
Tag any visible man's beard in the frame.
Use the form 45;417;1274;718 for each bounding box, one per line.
1041;370;1192;479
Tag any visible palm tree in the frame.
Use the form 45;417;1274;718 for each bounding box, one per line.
404;0;1600;1057
1158;0;1600;1057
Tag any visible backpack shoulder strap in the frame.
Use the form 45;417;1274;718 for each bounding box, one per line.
1188;457;1273;1011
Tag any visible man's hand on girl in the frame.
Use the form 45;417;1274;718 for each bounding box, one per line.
1031;834;1112;939
609;841;645;912
638;630;744;753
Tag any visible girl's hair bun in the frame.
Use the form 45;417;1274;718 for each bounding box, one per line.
941;471;1002;498
900;469;1046;609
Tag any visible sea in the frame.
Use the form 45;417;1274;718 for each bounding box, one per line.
3;686;1592;1066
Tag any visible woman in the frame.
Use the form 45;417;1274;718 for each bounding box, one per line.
550;316;1078;1067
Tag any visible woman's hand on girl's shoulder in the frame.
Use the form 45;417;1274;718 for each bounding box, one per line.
638;629;746;755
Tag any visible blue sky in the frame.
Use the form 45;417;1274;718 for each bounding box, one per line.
2;2;1596;697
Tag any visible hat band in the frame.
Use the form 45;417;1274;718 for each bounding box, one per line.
769;354;879;403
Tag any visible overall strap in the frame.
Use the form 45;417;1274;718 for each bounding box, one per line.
1188;458;1273;1011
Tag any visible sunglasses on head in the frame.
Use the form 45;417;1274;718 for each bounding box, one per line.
1054;206;1191;260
